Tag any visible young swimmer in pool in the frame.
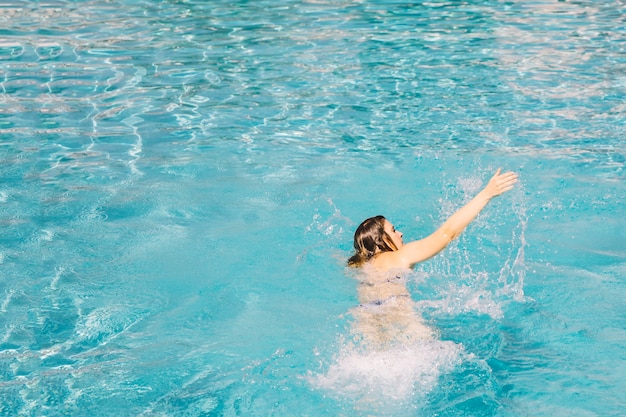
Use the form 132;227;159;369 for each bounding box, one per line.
347;169;518;348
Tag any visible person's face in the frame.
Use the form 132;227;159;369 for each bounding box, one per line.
383;220;403;249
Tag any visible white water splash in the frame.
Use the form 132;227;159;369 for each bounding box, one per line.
308;338;463;408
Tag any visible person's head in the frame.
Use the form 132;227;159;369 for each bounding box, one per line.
347;215;403;267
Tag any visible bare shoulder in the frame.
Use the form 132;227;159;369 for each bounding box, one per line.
370;251;411;272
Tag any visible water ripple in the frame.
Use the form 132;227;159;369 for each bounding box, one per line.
1;1;625;415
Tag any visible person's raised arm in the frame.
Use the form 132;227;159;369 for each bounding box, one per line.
397;169;518;267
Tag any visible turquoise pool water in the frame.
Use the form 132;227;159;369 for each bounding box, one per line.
1;0;625;415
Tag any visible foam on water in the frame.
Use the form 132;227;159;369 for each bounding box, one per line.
418;279;505;320
308;338;464;407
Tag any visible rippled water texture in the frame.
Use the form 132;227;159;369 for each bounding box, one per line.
1;1;625;416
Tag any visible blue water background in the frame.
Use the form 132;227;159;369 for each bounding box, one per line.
1;1;625;415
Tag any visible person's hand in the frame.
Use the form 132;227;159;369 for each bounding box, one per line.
484;168;518;198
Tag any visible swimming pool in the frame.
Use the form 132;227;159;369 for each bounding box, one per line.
1;0;624;415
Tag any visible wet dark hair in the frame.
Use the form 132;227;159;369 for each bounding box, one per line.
347;215;398;267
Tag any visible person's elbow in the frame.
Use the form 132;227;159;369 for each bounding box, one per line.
438;226;461;244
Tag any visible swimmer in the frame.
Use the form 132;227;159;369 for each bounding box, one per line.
348;169;518;271
347;169;518;348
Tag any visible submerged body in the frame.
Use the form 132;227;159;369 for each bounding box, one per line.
350;268;434;349
348;169;518;348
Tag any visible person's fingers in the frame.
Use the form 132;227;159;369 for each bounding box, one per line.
490;171;518;195
501;174;518;184
499;172;518;183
